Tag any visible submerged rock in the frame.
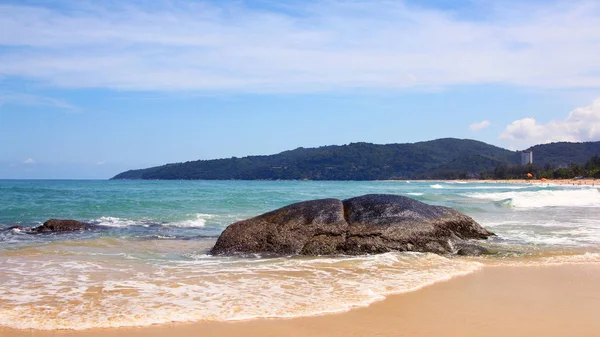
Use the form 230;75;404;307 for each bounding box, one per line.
211;194;494;256
34;219;88;232
8;225;25;231
454;242;490;256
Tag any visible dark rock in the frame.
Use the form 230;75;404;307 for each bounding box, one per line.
8;225;25;231
34;219;88;232
211;198;347;256
211;194;494;256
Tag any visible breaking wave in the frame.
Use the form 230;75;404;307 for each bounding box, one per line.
92;214;212;228
466;188;600;208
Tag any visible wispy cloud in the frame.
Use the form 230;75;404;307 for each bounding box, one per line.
23;158;36;164
0;1;600;92
469;120;491;131
0;93;78;111
500;98;600;147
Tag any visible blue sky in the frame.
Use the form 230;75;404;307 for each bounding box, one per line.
1;0;600;179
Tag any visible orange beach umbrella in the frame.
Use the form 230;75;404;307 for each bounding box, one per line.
526;173;533;178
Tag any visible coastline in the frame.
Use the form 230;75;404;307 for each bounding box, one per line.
429;178;598;186
3;263;599;337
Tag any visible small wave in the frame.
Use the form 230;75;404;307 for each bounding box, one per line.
541;252;600;264
0;252;481;330
502;229;581;246
406;192;424;196
466;188;600;208
165;213;210;228
430;184;444;189
91;214;212;228
149;235;178;239
93;216;141;227
479;252;600;267
472;185;530;190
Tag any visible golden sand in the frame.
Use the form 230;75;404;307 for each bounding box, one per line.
2;263;599;337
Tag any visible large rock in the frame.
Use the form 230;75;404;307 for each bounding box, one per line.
211;194;494;256
34;219;88;232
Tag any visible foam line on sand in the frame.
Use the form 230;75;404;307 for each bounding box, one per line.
2;263;600;337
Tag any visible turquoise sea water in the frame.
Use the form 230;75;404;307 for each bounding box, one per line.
1;180;600;330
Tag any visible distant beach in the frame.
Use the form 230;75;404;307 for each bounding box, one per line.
441;178;599;186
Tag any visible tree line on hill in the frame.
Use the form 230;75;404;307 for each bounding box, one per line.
486;155;600;180
111;138;600;181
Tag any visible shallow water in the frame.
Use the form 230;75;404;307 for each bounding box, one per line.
1;180;599;329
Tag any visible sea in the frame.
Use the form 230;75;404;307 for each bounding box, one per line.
1;179;600;330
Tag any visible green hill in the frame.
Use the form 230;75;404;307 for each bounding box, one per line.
111;138;600;180
526;142;600;168
111;138;518;180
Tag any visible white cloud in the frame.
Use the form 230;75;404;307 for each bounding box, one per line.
23;158;36;164
500;98;600;147
0;1;599;92
97;161;105;165
469;120;491;131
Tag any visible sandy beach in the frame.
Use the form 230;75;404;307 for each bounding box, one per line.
3;263;599;337
458;178;599;186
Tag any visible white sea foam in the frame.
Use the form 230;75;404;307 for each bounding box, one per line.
472;185;530;190
501;229;582;246
540;252;600;264
481;252;600;267
94;216;140;227
480;215;600;246
166;213;212;227
92;214;213;228
466;188;600;208
406;192;424;196
0;250;481;330
423;185;530;191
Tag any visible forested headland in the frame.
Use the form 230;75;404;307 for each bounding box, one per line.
111;138;600;181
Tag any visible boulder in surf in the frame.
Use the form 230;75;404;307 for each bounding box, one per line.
211;194;494;256
34;219;88;232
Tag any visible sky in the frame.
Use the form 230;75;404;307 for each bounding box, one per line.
1;0;600;179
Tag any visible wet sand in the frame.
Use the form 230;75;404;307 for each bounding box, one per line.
3;263;600;337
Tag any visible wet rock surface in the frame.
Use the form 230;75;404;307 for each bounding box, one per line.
211;194;494;256
33;219;88;232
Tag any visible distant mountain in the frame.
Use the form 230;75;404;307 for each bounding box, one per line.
526;142;600;168
112;138;518;180
111;138;600;180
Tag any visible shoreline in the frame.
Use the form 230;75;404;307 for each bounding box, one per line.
3;263;600;337
418;178;598;186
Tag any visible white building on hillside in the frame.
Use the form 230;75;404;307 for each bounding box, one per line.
521;151;533;165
